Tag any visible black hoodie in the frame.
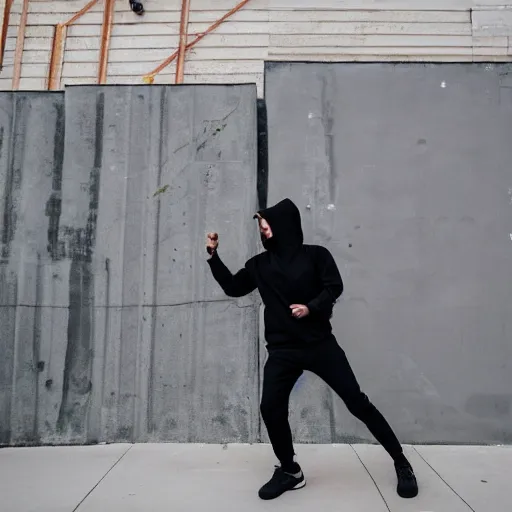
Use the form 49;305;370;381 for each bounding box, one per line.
207;198;344;348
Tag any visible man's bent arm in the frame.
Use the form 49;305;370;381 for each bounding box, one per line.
208;252;256;297
307;247;344;316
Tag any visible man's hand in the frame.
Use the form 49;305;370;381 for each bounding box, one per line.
206;232;219;256
290;304;310;319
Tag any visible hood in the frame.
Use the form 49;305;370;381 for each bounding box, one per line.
255;198;304;256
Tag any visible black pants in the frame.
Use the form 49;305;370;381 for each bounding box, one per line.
260;336;403;466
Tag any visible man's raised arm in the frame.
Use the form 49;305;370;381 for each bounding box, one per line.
206;232;256;298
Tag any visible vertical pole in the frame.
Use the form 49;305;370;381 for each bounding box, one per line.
48;24;67;90
98;0;115;85
12;0;29;90
175;0;191;84
0;0;13;68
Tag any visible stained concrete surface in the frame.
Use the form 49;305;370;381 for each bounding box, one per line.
265;62;512;444
1;444;510;512
0;85;259;446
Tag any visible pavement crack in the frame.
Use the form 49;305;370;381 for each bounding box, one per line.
72;445;133;512
412;446;476;512
349;445;391;512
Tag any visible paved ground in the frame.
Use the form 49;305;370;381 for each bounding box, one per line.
1;443;510;512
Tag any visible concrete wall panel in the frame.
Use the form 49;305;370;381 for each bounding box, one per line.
0;84;259;445
265;62;512;444
0;92;66;445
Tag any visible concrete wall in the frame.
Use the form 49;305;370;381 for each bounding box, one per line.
1;0;512;96
1;66;512;447
264;62;512;444
0;84;260;445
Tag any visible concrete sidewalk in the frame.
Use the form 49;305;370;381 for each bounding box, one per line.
1;444;510;512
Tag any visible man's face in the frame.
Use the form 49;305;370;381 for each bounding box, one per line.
258;216;273;239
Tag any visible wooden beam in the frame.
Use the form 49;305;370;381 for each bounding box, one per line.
65;0;101;26
0;0;13;69
12;0;29;90
98;0;116;84
143;0;253;83
176;0;191;84
47;24;67;90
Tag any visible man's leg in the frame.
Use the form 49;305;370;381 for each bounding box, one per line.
260;350;303;469
307;338;418;498
258;350;307;500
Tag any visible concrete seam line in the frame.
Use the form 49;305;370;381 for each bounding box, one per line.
349;444;391;512
412;446;476;512
72;445;134;512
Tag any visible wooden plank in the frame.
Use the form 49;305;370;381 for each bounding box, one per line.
59;72;263;86
10;9;474;25
0;66;12;81
61;59;263;77
63;46;268;63
4;36;53;51
268;45;474;55
473;45;509;55
266;53;474;61
12;0;269;14
472;55;512;61
0;78;13;90
65;21;269;37
473;35;509;46
472;8;512;36
64;33;269;50
24;25;55;37
48;23;67;90
270;10;470;23
0;63;49;78
10;9;270;25
268;0;473;10
17;77;46;89
1;49;51;64
270;22;472;35
183;72;263;94
12;0;30;89
270;34;474;46
59;72;264;95
474;1;512;6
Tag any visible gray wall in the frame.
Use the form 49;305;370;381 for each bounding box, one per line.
1;65;512;447
265;62;512;444
0;85;260;445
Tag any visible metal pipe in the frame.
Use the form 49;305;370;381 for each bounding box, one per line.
47;24;67;90
144;0;253;84
0;0;13;69
12;0;29;90
64;0;100;27
176;0;191;84
98;0;116;84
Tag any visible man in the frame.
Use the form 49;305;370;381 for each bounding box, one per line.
206;198;418;501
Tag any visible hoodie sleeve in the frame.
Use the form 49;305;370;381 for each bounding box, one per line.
207;252;257;298
307;246;344;316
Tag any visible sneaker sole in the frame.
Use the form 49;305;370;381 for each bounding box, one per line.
291;479;306;490
259;479;306;500
397;486;418;499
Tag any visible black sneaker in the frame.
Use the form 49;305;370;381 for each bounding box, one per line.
258;465;306;500
395;463;418;498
